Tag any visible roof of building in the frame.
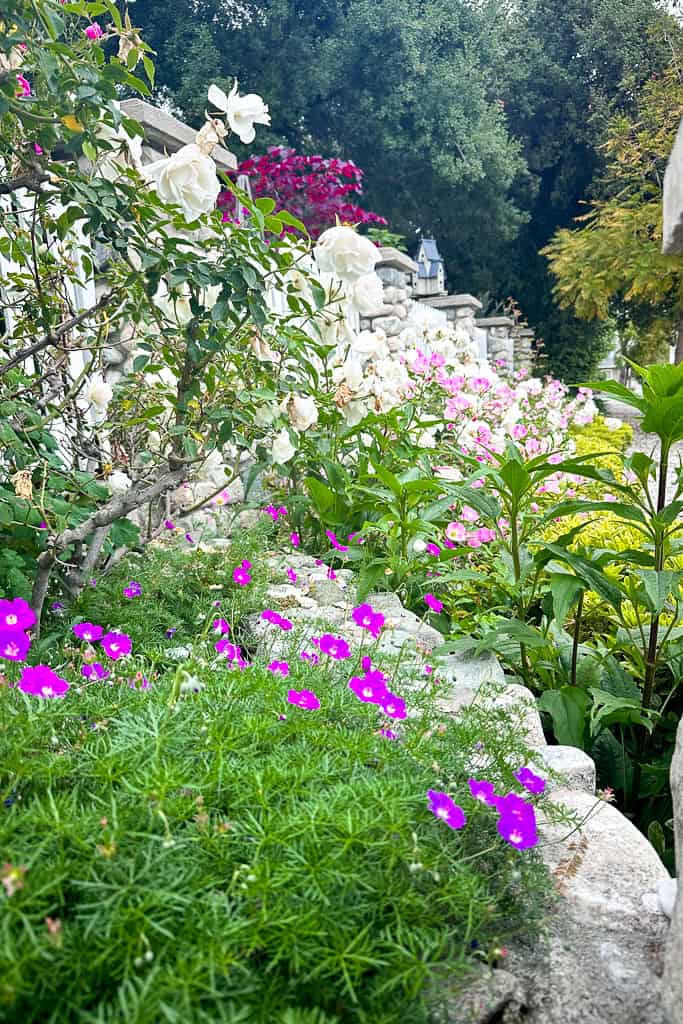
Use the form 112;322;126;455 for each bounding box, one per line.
416;237;444;279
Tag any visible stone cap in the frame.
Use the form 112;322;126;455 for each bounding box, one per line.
422;293;483;311
120;98;237;172
376;246;418;273
664;116;683;254
476;316;515;328
516;327;535;338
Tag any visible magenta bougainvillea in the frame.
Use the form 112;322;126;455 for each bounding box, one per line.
218;146;387;237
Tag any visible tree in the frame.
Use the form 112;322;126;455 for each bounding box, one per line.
542;63;683;364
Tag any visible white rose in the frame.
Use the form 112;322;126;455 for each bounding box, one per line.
314;226;379;283
350;330;390;363
107;470;132;495
144;143;220;222
208;81;270;145
282;394;319;431
348;272;384;316
412;539;427;554
85;374;113;409
272;428;296;464
154;281;193;325
332;354;364;392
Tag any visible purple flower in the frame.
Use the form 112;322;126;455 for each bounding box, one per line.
424;593;443;613
514;766;546;795
300;650;320;665
185;533;195;545
215;638;247;668
0;630;30;662
427;790;467;830
265;504;288;521
361;655;373;671
51;602;64;612
286;567;297;583
89;578;97;587
468;779;497;805
212;618;230;635
348;669;388;704
287;688;320;710
426;543;441;557
165;627;177;638
326;529;349;552
123;581;142;599
0;598;35;632
73;622;103;642
380;693;406;719
101;631;132;661
290;532;300;547
18;665;69;699
129;672;151;691
496;812;538;850
233;565;252;586
84;21;104;40
164;520;175;530
492;792;535;820
15;74;31;97
261;610;293;631
378;728;397;740
38;521;47;530
351;603;385;638
268;660;290;677
81;662;110;681
316;634;351;660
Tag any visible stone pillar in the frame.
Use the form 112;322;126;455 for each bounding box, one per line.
420;292;483;325
663;719;683;1024
476;315;515;372
362;246;419;349
512;326;535;373
663;117;683;255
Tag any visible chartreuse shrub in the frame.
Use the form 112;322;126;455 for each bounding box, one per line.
0;541;559;1024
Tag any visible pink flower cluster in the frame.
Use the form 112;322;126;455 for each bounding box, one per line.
73;623;132;661
218;147;387;237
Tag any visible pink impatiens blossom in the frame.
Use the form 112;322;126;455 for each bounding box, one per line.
424;594;443;614
380;693;406;719
15;74;31;97
351;603;385;638
427;790;467;830
0;630;30;662
461;505;479;524
348;669;388;704
268;660;290;677
287;688;320;710
72;622;103;642
445;521;468;543
84;22;104;40
18;665;69;699
0;598;36;632
101;631;132;661
315;634;352;660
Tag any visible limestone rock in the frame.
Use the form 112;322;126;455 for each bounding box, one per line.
533;745;596;795
437;677;546;748
371;315;404;337
663;717;683;1023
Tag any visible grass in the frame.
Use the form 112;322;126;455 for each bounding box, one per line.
0;533;557;1023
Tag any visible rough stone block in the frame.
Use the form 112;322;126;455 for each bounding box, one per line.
664;117;683;254
532;744;596;794
663;717;683;1022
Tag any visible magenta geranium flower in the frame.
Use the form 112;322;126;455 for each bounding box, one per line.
496;812;538;850
426;543;441;557
100;631;132;660
261;610;293;631
84;21;104;39
300;650;320;665
268;660;290;677
326;529;349;552
378;728;397;740
290;532;300;547
348;669;388;704
316;634;351;660
15;74;31;97
0;630;30;662
0;598;36;632
351;603;385;638
215;638;247;668
514;766;546;795
287;688;320;710
468;778;497;805
233;565;252;586
380;693;406;719
164;520;175;530
427;790;467;830
81;662;110;681
424;594;443;613
492;792;536;821
73;622;103;642
286;567;297;583
123;581;142;599
212;618;230;635
18;665;69;699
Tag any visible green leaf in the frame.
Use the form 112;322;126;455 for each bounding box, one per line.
589;688;652;734
549;572;585;627
634;569;679;615
591;730;633;795
543;545;623;611
538;687;591;748
305;476;335;515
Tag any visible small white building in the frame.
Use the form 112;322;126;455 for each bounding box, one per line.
414;237;446;297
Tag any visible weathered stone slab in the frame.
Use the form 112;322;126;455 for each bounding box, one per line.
532;744;596;795
663;717;683;1023
437;677;546;748
664;117;683;255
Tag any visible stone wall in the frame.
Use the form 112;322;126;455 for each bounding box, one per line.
663;720;683;1024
